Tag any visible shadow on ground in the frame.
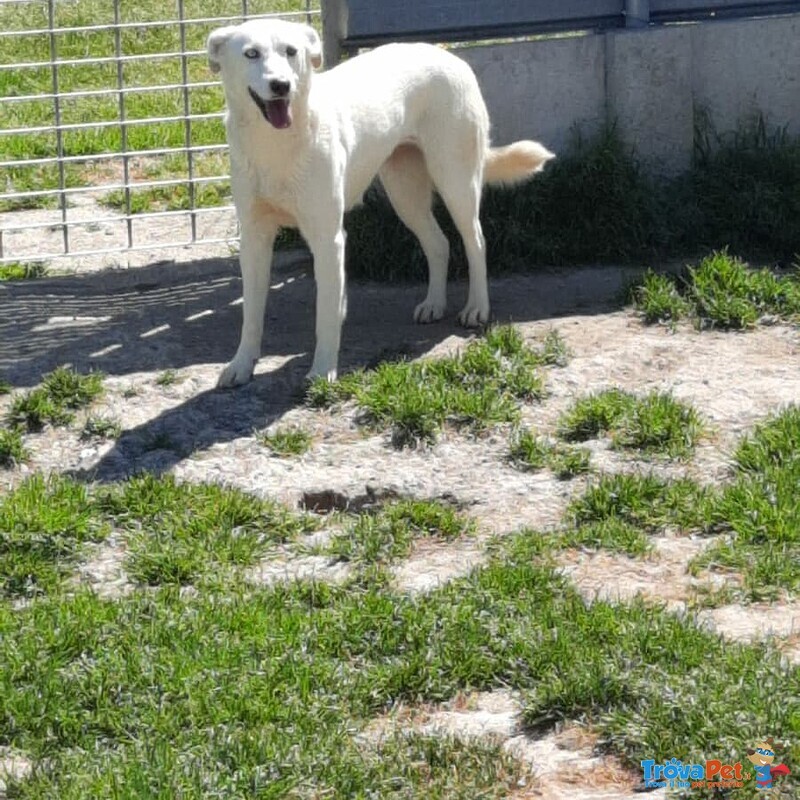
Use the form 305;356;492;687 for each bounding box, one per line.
0;250;640;481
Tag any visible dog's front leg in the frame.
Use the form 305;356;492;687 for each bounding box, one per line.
217;215;278;387
304;218;346;383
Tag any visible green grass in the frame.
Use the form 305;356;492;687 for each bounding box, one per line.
548;405;800;601
0;475;109;598
328;499;474;565
689;250;800;328
0;539;796;798
558;388;703;457
97;473;316;586
0;262;48;281
631;251;800;328
614;392;704;456
80;415;122;440
508;428;591;480
155;369;181;387
0;473;318;597
257;426;313;457
678;112;800;264
0;380;12;395
6;368;104;432
0;428;28;468
1;422;799;797
568;473;716;535
557;517;652;558
307;326;565;447
630;269;691;324
691;405;800;601
557;388;636;442
549;470;716;558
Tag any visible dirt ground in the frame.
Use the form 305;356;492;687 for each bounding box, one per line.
1;251;799;799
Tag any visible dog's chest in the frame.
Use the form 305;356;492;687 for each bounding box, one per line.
233;146;297;201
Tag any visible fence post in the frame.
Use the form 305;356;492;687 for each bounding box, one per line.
321;0;348;67
625;0;650;27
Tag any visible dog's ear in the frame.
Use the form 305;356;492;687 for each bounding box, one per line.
304;25;323;69
207;26;236;74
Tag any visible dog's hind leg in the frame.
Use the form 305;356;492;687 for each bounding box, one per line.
426;160;489;327
217;213;278;387
379;145;450;323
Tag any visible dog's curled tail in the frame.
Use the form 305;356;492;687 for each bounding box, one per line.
483;141;555;186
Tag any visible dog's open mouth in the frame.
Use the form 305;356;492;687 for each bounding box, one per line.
248;87;292;129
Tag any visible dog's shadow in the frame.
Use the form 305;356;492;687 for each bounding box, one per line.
0;251;635;483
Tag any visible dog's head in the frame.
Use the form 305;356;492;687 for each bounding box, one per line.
208;19;322;130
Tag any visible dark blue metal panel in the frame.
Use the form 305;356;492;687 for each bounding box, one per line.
651;0;800;14
345;0;625;44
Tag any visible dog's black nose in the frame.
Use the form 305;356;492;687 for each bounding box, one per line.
269;79;290;97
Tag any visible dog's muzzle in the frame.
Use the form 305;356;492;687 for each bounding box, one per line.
248;87;292;130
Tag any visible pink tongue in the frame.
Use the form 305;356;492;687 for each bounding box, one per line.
267;99;292;129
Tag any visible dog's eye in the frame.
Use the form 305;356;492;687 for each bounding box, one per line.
244;48;260;60
286;45;297;57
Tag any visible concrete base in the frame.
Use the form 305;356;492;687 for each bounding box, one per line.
458;13;800;175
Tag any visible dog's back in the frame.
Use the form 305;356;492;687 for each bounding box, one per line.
309;43;490;208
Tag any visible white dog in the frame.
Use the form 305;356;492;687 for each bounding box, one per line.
208;19;554;386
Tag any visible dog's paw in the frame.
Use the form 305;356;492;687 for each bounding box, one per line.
217;355;257;388
413;298;446;324
458;301;490;328
306;364;338;383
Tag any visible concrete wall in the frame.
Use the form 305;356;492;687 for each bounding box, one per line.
457;13;800;175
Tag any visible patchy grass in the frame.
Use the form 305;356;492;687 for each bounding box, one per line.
96;474;316;586
155;369;181;387
630;269;691;325
305;371;365;409
508;428;591;480
558;388;703;457
631;251;800;328
568;473;717;537
328;499;474;565
691;405;800;600
0;428;28;468
0;262;48;281
7;368;104;431
308;326;564;447
614;391;704;456
558;518;652;558
257;426;313;457
689;250;800;328
0;475;108;598
100;152;231;214
8;389;73;431
0;380;12;395
80;415;122;441
0;536;796;798
557;388;636;443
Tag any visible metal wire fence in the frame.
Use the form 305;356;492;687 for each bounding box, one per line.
0;0;319;266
